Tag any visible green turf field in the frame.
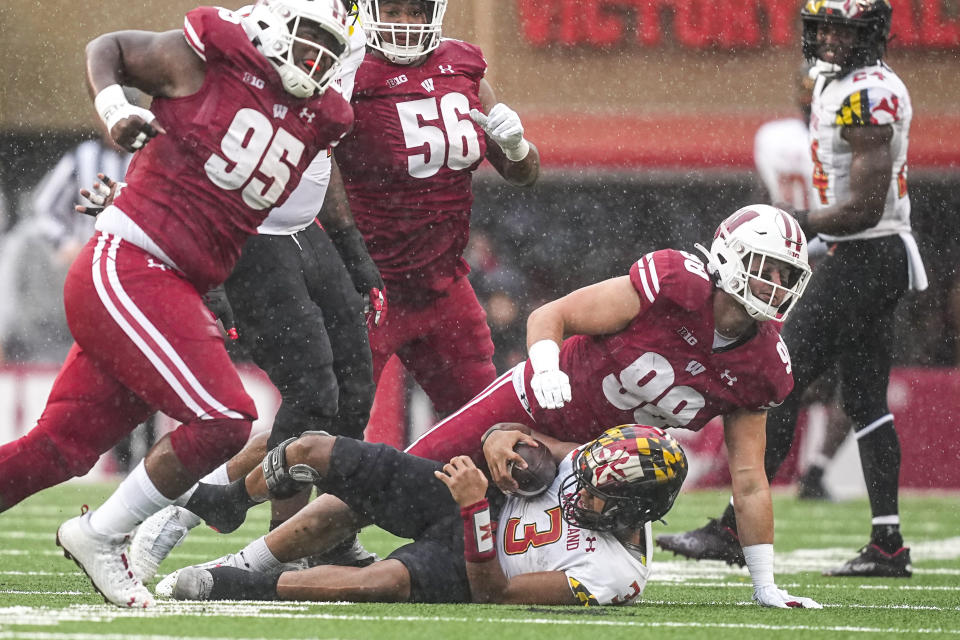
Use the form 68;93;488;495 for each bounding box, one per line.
1;481;958;639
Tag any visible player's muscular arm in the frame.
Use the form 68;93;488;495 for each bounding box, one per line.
527;276;643;347
723;408;774;547
476;79;540;187
807;124;892;236
86;30;205;99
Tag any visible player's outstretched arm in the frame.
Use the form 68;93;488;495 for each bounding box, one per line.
435;456;577;605
86;29;203;151
724;409;822;609
472;79;539;187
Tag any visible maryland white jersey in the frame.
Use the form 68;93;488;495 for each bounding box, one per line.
754;118;813;212
497;454;652;606
809;62;912;242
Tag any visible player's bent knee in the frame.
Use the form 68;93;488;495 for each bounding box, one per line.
169;417;253;477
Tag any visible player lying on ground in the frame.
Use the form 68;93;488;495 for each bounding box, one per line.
136;205;821;607
162;425;699;605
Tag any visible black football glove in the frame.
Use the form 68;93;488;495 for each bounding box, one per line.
202;285;238;340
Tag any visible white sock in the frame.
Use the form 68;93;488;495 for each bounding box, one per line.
241;536;282;573
89;461;174;536
200;463;231;485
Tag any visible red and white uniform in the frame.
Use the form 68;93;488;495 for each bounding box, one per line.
754;117;813;212
337;39;487;299
114;7;353;292
0;7;353;509
498;452;652;606
407;250;794;462
337;40;496;414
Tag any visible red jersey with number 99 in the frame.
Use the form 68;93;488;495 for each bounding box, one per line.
335;40;488;300
527;249;795;442
113;6;353;292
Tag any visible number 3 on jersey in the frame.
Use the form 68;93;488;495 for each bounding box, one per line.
204;108;306;211
397;93;481;178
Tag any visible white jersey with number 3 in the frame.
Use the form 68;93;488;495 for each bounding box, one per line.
497;453;651;606
809;62;912;242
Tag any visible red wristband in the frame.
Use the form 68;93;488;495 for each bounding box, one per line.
461;499;497;563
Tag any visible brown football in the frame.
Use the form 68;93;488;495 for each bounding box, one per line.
510;440;558;497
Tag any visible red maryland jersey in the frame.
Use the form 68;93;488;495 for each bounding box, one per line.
524;249;795;443
335;40;488;298
114;6;353;292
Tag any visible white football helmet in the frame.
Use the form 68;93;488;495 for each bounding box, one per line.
696;205;812;322
358;0;447;65
246;0;351;98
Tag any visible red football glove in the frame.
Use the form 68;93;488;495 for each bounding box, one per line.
364;287;386;329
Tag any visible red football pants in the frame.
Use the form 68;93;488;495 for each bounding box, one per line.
369;277;497;416
405;366;536;463
0;234;255;509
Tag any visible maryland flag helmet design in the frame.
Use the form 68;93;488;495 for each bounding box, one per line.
802;0;893;72
560;425;688;532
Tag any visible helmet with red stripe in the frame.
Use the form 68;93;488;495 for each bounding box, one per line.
698;205;812;322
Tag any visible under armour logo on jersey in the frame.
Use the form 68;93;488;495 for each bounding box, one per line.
421;78;435;92
438;64;455;74
273;104;288;119
146;258;168;271
386;74;408;88
686;361;706;376
585;537;597;552
720;369;738;386
677;326;698;346
299;108;315;123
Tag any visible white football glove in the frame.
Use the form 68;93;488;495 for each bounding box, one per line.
527;340;571;410
95;84;161;150
753;585;823;609
469;103;530;162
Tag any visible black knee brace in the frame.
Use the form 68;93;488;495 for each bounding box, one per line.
261;431;330;499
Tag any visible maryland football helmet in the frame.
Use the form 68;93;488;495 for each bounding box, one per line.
801;0;892;76
246;0;351;98
358;0;447;65
559;425;688;532
696;205;812;322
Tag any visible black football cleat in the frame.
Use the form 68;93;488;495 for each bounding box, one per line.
656;518;745;567
823;544;912;578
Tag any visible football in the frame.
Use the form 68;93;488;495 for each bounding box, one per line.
510;440;558;497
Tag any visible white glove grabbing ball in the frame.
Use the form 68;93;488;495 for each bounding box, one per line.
469;103;530;162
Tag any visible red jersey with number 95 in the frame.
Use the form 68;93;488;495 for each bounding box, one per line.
335;40;488;299
527;249;795;442
113;6;353;292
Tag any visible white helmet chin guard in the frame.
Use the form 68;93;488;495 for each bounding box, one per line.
246;0;351;98
358;0;447;65
696;205;812;322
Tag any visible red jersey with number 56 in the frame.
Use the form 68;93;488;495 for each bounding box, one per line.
525;249;794;442
113;6;353;292
335;40;488;299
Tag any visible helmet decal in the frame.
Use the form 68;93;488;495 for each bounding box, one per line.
560;425;688;532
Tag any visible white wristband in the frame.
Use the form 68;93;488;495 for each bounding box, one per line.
742;543;775;588
94;84;131;131
504;138;530;162
528;339;560;374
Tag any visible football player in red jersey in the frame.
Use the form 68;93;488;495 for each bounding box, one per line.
334;0;540;418
163;205;821;608
0;0;355;608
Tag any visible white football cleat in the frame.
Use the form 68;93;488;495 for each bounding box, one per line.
130;505;201;583
57;511;155;609
171;567;215;601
